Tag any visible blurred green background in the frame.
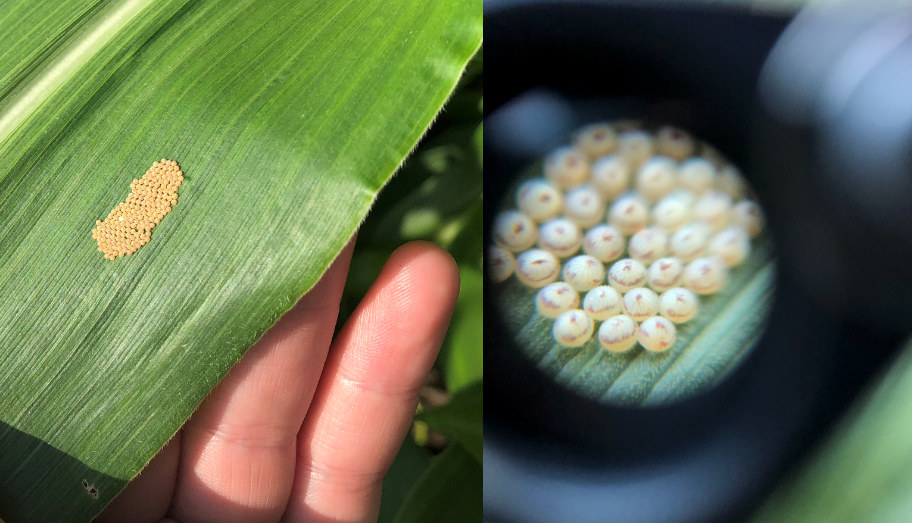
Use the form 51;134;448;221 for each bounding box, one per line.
337;49;483;523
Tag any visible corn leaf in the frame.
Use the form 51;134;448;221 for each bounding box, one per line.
0;0;481;521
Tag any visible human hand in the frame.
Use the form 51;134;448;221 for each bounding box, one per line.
85;240;460;523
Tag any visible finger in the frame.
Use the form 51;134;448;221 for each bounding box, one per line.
94;433;181;523
282;241;460;523
169;239;355;523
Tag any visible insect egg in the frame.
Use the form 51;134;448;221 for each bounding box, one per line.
607;258;647;293
608;195;649;236
598;314;639;353
647;257;685;292
668;223;710;262
684;256;729;294
663;188;698;208
716;164;749;201
537;218;582;258
535;282;581;318
659;288;699;323
582;224;625;262
692;190;733;232
517;179;563;222
552;309;595;347
617;130;654;170
544;146;590;190
562;255;606;291
652;196;692;233
635;156;678;202
487;245;516;283
492;211;538;252
709;227;751;267
627;227;669;265
591;156;631;202
678;158;716;195
573;123;618;159
731;200;765;238
563;185;606;228
654;126;695;161
637;316;677;352
515;249;561;288
583;286;623;320
623;287;660;322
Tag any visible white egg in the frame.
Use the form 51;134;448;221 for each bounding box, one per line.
668;223;710;262
663;188;699;208
591;156;631;202
635;156;678;202
709;227;751;267
583;286;624;321
535;282;580;319
693;190;733;231
627;228;669;266
647;257;685;292
654;126;695;161
607;258;647;293
537;218;582;258
598;314;639;353
731;200;765;238
715;164;748;201
637;316;677;352
573;123;618;159
516;179;563;222
563;185;606;228
487;244;516;283
659;288;699;323
492;211;538;252
515;249;561;288
618;130;654;170
678;157;716;195
652;196;692;233
562;255;606;292
684;256;729;295
552;309;595;347
582;224;626;263
544;146;590;190
623;288;660;322
607;195;649;236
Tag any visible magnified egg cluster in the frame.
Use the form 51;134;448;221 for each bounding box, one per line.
489;122;767;357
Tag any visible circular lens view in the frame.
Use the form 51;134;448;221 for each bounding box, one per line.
490;121;774;407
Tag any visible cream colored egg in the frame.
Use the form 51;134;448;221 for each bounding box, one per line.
709;227;751;267
627;228;669;266
515;249;561;288
659;288;699;323
517;179;563;222
492;211;538;252
583;286;624;321
618;130;654;170
693;190;733;231
623;288;660;322
598;314;639;353
544;146;590;190
563;185;605;228
635;156;678;202
535;282;580;319
668;223;710;262
591;155;631;202
654;126;695;161
731;200;765;238
573;123;618;159
684;256;729;295
537;218;582;258
607;258;647;293
582;224;625;263
552;309;595;347
652;196;692;233
647;257;685;292
562;255;606;292
637;316;677;352
664;188;698;208
678;157;716;195
716;164;748;201
487;244;516;283
608;195;649;236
